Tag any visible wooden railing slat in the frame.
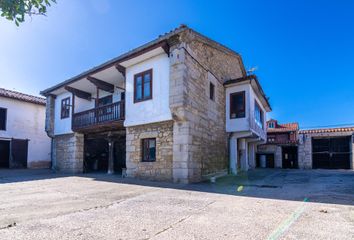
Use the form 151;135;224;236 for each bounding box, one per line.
72;101;124;130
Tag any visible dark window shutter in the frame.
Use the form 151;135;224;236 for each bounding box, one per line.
0;108;7;130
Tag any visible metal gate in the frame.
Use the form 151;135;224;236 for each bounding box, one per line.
312;136;350;169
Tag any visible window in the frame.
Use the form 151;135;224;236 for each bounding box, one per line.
134;69;153;103
97;95;112;107
142;138;156;162
120;92;125;101
209;82;215;101
61;97;70;119
254;101;264;128
0;108;7;130
230;91;245;118
268;122;275;128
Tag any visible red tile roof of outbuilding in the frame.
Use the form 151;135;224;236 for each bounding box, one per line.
299;127;354;134
0;88;46;105
267;121;299;133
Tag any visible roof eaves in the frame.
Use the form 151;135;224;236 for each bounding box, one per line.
0;88;46;105
40;25;189;96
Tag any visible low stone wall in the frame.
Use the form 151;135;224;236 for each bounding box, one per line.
53;133;84;173
126;121;174;181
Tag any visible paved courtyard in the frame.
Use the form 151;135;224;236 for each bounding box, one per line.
0;169;353;240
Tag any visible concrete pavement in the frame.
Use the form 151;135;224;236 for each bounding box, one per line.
0;169;353;239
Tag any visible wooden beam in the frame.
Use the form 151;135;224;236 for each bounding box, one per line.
64;86;91;101
115;64;126;77
87;76;114;93
160;41;170;56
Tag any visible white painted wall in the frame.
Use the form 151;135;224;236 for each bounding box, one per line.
226;84;251;132
0;97;51;165
226;83;267;133
54;92;73;135
73;88;124;114
74;96;94;114
124;53;172;127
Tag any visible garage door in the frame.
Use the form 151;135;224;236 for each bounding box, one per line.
312;136;351;169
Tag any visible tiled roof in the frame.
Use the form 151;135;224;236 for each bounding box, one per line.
267;121;299;133
41;24;245;96
0;88;46;105
299;127;354;134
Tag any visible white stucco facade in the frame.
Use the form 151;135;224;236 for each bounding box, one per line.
124;53;172;127
0;96;51;167
225;82;267;133
225;83;251;132
225;81;269;174
54;92;73;135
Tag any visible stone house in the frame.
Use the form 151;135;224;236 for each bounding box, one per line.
298;127;354;170
257;119;299;168
0;88;51;169
257;119;354;170
40;25;271;183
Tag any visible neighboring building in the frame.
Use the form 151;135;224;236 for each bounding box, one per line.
41;25;271;183
298;127;354;170
0;88;51;169
257;119;299;168
257;119;354;170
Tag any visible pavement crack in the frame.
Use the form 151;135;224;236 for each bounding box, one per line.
148;200;216;239
0;222;16;230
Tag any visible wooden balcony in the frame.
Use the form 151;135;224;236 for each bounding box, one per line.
72;101;125;133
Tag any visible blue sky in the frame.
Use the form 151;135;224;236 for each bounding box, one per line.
0;0;353;128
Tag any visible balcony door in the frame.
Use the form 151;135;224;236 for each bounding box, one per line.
96;95;113;123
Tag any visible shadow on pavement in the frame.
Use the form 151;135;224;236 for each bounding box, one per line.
1;168;353;206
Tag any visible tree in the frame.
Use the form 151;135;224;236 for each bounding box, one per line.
0;0;56;26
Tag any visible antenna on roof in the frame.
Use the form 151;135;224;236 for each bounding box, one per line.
247;66;258;75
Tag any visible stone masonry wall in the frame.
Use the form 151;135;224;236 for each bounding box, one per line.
45;95;55;137
169;30;245;182
53;133;84;173
126;121;174;181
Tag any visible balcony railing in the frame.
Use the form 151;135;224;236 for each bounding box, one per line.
249;115;266;140
72;101;125;131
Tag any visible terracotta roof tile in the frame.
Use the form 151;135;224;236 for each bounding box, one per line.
299;127;354;134
0;88;46;105
267;121;299;133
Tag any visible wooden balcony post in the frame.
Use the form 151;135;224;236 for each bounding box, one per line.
107;132;115;174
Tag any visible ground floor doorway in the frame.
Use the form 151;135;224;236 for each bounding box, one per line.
84;138;109;172
84;133;126;173
256;154;275;168
282;146;298;169
0;139;28;169
0;140;10;168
